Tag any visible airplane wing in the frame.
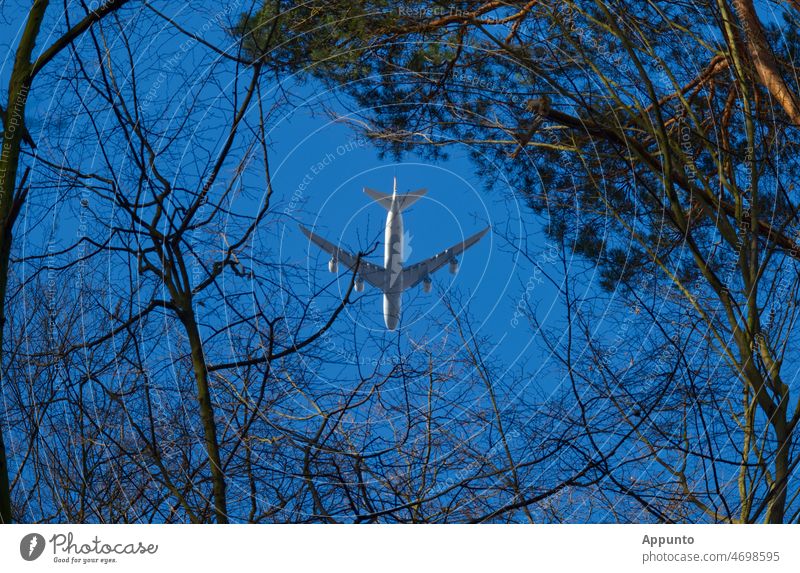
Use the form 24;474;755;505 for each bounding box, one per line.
401;226;490;290
299;225;387;290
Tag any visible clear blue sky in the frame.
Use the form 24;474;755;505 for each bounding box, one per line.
261;86;569;380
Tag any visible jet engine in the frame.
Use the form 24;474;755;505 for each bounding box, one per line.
449;258;459;274
328;257;338;273
422;277;432;293
355;276;365;292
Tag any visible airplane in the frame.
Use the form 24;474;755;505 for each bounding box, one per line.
300;178;490;330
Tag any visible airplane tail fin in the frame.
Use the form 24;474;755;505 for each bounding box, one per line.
363;187;427;211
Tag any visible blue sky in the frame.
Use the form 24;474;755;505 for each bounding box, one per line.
260;90;570;377
0;2;606;408
0;2;567;392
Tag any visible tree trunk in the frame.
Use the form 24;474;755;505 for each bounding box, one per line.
766;416;790;523
182;308;228;523
0;0;50;525
731;0;800;125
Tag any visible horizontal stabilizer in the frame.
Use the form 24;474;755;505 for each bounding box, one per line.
363;187;427;212
395;189;427;211
363;187;394;210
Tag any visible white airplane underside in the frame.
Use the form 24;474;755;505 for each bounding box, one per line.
301;178;489;330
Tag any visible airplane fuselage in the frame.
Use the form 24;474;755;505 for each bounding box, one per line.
383;202;403;330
